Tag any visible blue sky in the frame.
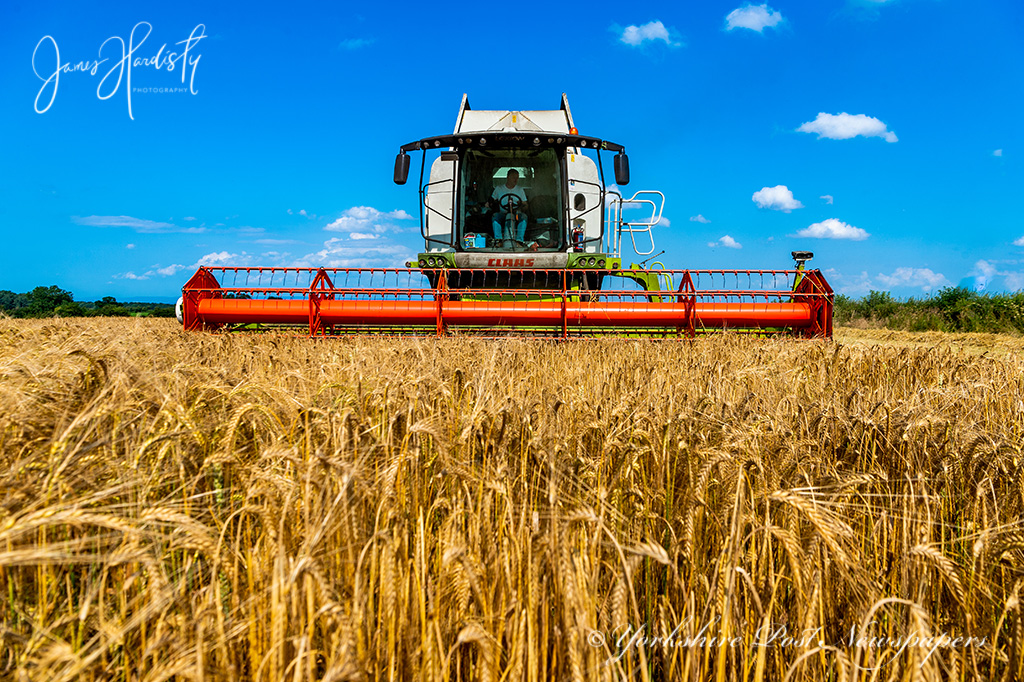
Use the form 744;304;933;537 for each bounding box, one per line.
1;0;1022;302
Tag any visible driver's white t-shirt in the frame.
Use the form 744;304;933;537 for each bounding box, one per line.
492;183;527;205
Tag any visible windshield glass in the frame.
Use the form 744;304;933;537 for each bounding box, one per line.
459;148;563;252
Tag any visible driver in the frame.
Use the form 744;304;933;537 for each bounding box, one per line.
491;169;528;246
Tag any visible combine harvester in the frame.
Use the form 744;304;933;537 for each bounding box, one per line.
178;95;833;338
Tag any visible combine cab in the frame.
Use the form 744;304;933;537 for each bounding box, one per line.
179;95;833;338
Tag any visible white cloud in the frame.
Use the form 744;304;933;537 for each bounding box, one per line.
993;149;1003;157
184;216;197;221
752;185;804;212
795;218;869;240
123;204;422;279
299;209;308;217
619;20;681;47
973;260;998;291
115;203;419;282
798;112;898;143
970;259;1024;292
725;4;784;32
875;267;949;292
287;209;293;215
123;252;252;282
126;243;135;249
825;267;949;295
707;235;742;249
255;238;302;245
73;215;205;234
292;238;414;269
823;268;873;296
195;251;246;267
690;214;711;223
820;195;834;205
294;203;421;268
155;264;186;277
339;38;373;50
325;206;415;234
1014;236;1024;247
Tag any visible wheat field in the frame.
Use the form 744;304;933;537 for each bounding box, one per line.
1;318;1022;681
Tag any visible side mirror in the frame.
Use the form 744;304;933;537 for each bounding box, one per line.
614;152;630;186
393;152;411;185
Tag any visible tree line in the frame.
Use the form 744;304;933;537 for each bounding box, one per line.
835;287;1024;333
0;286;175;318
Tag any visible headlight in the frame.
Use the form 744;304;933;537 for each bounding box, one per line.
598;259;606;268
588;257;596;266
418;259;427;268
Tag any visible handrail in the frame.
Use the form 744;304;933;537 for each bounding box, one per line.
606;190;665;257
605;190;664;256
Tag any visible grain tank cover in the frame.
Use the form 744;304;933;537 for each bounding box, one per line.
454;93;575;135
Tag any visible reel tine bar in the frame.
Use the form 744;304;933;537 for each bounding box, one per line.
182;266;833;338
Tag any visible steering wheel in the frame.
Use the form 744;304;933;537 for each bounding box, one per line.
497;193;523;213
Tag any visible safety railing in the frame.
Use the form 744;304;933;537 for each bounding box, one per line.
605;190;665;256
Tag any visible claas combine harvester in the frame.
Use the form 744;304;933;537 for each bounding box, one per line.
178;94;833;338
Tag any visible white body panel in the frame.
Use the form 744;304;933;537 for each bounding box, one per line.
566;152;602;253
457;110;571;134
454;93;575;134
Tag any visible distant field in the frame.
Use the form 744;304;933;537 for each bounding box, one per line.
836;327;1024;356
1;319;1022;681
